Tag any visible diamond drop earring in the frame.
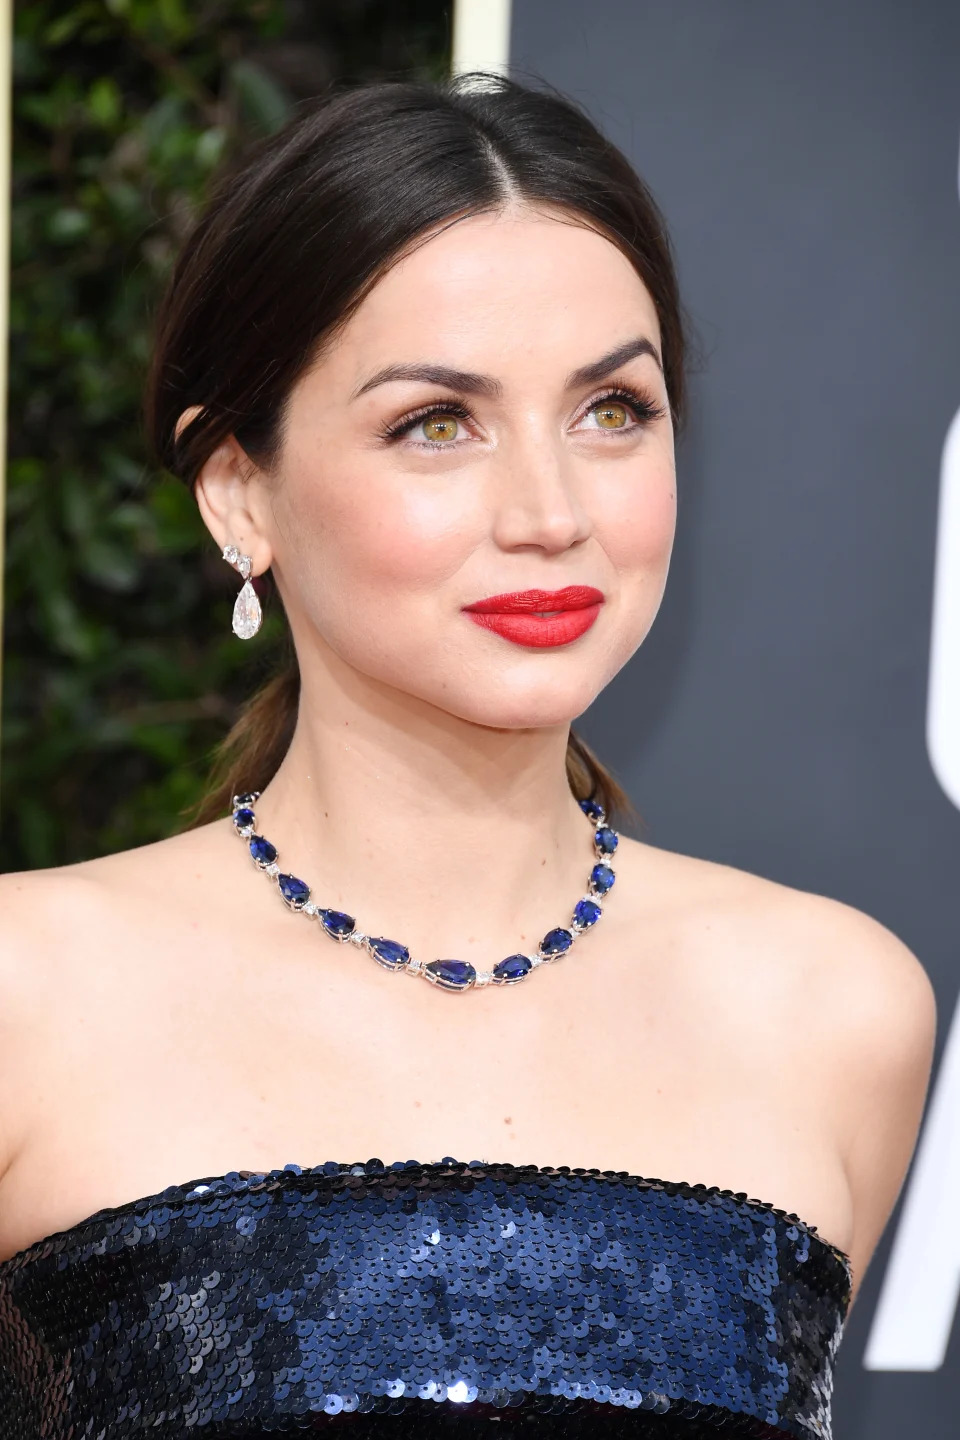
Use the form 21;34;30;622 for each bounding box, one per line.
222;544;263;639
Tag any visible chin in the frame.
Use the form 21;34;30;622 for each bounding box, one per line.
434;681;606;733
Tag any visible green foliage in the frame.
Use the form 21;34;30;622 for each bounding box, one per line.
2;0;450;869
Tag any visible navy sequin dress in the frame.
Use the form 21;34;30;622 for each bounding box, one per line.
0;1158;851;1438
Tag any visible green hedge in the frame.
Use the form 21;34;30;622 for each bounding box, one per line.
2;0;449;870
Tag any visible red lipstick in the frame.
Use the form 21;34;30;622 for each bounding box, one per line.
462;585;604;648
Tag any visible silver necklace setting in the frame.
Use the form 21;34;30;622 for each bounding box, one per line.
231;792;619;992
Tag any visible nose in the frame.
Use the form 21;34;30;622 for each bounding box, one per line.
490;426;592;555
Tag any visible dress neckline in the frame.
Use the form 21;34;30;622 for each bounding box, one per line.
0;1156;853;1281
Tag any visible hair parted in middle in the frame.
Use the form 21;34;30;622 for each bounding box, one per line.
144;71;690;830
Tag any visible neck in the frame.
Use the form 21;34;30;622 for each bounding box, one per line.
254;662;593;963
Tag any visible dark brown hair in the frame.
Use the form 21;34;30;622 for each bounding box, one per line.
145;72;688;829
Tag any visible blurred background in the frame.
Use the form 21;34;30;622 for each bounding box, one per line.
2;0;451;871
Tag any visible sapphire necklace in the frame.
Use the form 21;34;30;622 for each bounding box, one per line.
230;792;619;993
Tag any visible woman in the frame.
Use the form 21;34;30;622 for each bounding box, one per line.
0;72;936;1438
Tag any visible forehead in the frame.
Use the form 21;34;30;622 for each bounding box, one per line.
323;205;662;377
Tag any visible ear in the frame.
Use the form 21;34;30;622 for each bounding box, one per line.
177;406;274;576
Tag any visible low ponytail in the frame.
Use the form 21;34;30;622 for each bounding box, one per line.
177;645;300;832
564;729;637;829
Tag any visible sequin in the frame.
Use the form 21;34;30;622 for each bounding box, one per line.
0;1159;851;1437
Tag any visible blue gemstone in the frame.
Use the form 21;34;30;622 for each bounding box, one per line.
580;798;604;822
235;792;258;806
595;826;619;855
540;927;574;958
590;863;615;895
278;873;310;908
233;807;255;829
249;834;277;865
318;908;356;939
573;898;602;929
368;937;410;969
492;953;533;984
424;959;476;990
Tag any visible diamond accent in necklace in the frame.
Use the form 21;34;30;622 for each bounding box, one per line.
230;792;619;992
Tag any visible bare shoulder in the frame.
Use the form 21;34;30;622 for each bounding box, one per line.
0;827;212;1027
619;833;936;1049
0;822;235;1175
746;863;939;1274
0;820;234;940
618;834;937;1283
0;862;107;1182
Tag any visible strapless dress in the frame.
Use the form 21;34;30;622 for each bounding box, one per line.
0;1158;852;1439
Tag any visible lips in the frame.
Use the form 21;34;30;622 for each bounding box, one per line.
462;586;604;648
464;586;604;615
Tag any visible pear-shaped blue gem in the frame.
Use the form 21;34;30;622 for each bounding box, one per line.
368;937;410;970
492;953;533;984
573;898;602;929
318;908;355;939
580;798;604;822
595;826;619;855
424;959;476;990
233;807;255;829
540;927;574;958
278;873;310;908
590;863;615;895
249;835;277;865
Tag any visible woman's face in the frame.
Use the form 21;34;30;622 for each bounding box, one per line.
243;204;676;730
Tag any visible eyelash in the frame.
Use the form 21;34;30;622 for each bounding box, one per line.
377;385;667;448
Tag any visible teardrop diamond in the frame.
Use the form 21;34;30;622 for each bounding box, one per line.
232;579;262;639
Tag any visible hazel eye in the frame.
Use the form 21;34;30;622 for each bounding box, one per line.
420;413;461;443
578;386;666;434
592;400;630;430
379;399;473;446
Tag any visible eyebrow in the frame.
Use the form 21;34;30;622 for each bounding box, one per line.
351;335;663;401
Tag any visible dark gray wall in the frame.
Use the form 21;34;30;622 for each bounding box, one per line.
509;2;960;1433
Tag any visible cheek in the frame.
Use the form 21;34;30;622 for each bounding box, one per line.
595;460;677;575
280;454;483;615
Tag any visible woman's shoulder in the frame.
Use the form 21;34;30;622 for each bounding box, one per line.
0;817;237;931
617;834;936;1171
618;834;936;1283
0;821;238;1061
0;822;239;1176
617;831;934;1020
